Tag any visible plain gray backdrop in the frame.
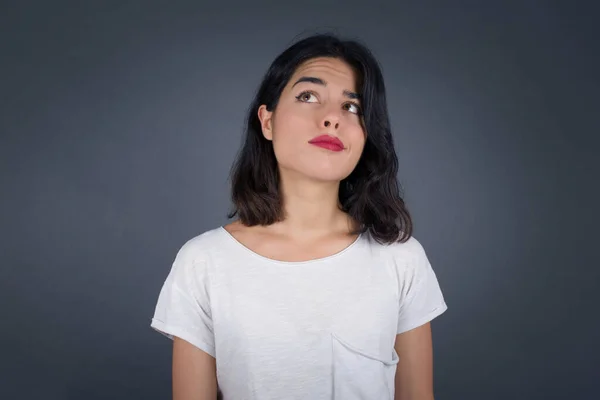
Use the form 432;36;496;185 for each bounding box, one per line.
1;1;598;399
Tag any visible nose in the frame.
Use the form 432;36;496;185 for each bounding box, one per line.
321;103;342;130
323;120;339;129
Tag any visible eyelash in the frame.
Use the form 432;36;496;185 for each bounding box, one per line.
295;90;362;115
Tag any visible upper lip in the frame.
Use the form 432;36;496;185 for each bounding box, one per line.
308;135;344;149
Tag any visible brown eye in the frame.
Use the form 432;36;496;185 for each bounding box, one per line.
295;91;318;103
343;102;362;115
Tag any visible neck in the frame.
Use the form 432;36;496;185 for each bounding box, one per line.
273;171;352;238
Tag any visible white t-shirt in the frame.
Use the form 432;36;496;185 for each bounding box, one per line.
150;226;448;399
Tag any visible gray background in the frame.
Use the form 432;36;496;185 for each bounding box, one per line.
1;1;598;399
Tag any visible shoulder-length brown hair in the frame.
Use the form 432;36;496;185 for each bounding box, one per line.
227;33;413;244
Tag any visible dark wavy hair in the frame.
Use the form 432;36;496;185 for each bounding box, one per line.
227;33;412;244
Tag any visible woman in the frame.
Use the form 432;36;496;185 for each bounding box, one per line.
151;33;448;400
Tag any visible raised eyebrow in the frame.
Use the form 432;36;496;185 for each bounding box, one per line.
343;90;361;100
292;76;361;101
292;76;326;87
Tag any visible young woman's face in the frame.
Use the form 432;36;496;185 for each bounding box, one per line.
258;57;366;183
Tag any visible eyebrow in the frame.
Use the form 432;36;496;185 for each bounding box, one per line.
291;76;361;100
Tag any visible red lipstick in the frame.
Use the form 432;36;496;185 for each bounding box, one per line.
308;135;344;152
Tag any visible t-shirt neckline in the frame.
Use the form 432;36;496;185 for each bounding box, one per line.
218;226;364;266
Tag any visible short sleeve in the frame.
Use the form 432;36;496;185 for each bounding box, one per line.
396;239;448;335
150;241;215;357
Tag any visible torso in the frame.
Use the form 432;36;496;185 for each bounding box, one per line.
151;224;447;399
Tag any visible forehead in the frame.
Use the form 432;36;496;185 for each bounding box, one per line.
288;57;359;89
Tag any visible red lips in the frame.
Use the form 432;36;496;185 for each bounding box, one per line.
308;135;345;152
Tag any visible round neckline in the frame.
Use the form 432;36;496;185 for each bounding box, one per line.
218;226;363;266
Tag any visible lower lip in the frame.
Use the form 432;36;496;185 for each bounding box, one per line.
309;142;344;152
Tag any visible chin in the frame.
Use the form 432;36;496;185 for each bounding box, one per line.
279;159;358;183
302;165;355;183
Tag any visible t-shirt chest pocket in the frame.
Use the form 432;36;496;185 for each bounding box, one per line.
331;332;398;400
329;289;399;399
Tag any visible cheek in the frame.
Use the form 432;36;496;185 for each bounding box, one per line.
269;116;306;162
272;108;313;143
348;126;367;154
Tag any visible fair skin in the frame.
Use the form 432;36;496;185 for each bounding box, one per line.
395;323;435;400
172;338;218;400
172;57;435;400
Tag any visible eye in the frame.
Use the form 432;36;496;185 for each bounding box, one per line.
343;102;362;115
295;91;318;103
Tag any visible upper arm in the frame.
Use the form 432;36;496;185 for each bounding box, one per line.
394;322;434;400
150;241;218;399
392;238;447;399
173;337;218;400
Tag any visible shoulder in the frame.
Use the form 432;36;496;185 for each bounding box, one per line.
173;226;228;264
367;233;428;263
362;233;434;279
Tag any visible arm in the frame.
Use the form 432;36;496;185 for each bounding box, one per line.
394;322;435;400
173;337;218;400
